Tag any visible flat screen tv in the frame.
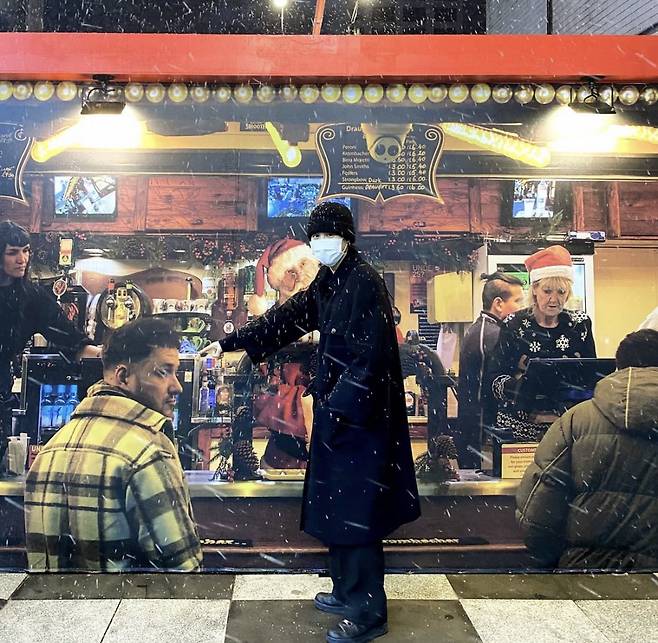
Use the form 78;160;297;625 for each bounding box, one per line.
54;176;117;218
512;179;556;219
266;177;351;219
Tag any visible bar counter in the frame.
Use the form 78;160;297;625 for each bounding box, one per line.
0;472;530;572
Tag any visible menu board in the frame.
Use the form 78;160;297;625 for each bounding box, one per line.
316;123;443;203
0;123;32;204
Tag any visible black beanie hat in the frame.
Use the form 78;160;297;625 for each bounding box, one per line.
616;329;658;369
306;201;355;243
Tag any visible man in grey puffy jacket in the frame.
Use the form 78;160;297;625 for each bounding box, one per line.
516;329;658;570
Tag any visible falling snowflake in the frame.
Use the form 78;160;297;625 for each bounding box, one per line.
529;341;541;353
556;335;570;350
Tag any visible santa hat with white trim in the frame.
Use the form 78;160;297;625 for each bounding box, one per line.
524;245;574;284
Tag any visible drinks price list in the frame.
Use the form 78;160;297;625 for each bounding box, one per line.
0;123;32;204
316;123;443;203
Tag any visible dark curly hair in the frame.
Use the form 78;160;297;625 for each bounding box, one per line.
0;220;31;285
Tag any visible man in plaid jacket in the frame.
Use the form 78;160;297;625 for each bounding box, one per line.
24;317;202;571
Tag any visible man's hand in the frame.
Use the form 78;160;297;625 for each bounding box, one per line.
200;341;223;358
78;345;102;359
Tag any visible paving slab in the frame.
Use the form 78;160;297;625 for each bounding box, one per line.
461;599;610;643
0;599;119;643
103;599;230;643
13;572;234;600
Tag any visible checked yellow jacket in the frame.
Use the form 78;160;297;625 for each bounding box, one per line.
25;382;202;572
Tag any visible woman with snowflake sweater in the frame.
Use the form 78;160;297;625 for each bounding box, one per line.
488;245;596;441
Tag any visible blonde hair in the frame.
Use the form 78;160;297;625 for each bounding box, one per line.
530;276;573;310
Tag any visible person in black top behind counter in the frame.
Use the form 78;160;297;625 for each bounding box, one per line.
457;272;525;469
488;245;596;442
203;203;420;643
0;221;101;455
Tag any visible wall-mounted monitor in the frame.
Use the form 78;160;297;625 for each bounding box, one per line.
512;179;556;219
54;176;117;218
266;176;351;219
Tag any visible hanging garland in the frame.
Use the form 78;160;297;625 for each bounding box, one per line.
30;230;481;273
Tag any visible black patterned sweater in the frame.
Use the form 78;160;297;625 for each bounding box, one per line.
487;307;596;441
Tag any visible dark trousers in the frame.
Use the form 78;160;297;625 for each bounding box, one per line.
328;541;387;626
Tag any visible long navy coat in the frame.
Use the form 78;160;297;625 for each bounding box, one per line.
222;247;420;545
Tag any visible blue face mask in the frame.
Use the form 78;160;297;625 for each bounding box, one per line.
310;236;347;267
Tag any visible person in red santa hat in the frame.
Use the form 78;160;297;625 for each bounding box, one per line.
487;245;597;442
247;238;319;317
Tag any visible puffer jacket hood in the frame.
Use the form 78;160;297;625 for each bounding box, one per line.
592;367;658;436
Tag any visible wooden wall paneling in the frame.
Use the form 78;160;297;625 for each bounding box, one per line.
476;179;507;234
618;181;658;237
39;176;138;233
240;175;258;231
145;176;251;231
362;179;471;232
0;178;37;231
132;176;149;232
606;182;622;239
579;182;608;232
468;179;482;233
572;183;585;231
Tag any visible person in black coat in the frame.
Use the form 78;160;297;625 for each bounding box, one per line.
208;202;420;643
0;221;101;458
457;272;524;468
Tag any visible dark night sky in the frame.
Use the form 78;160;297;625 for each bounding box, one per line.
0;1;486;34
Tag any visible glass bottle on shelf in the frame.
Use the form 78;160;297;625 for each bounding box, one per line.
207;367;217;418
51;384;68;430
63;384;79;425
39;384;53;431
198;374;209;415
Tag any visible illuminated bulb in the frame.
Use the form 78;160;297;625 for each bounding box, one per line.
280;85;298;102
386;84;406;103
576;85;590;103
283;145;302;167
234;84;254;103
0;82;12;101
408;84;428;104
272;0;288;7
299;84;320;103
599;85;617;105
428;85;447;103
514;85;534;105
321;84;341;102
191;85;210;102
619;85;640;106
167;83;188;103
492;85;512;103
342;84;362;104
12;83;32;100
545;107;619;154
256;85;275;103
214;85;232;102
534;84;555;105
641;87;658;106
555;85;573;105
364;84;384;103
470;83;491;104
145;83;166;103
125;83;144;102
448;84;469;103
34;82;55;101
